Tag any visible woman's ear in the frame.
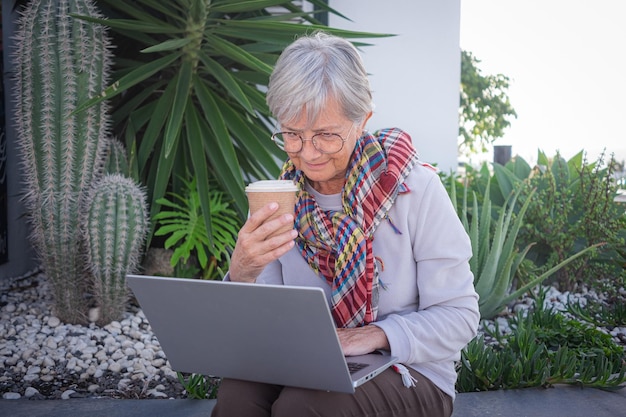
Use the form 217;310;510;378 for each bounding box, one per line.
361;111;373;131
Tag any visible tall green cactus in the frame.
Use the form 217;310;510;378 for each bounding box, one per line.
14;0;112;323
85;174;148;326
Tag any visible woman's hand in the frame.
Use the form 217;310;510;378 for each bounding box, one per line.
229;202;297;283
337;325;390;356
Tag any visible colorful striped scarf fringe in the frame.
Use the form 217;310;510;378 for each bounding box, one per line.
280;128;419;328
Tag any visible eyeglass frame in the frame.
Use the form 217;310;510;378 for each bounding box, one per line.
271;123;356;155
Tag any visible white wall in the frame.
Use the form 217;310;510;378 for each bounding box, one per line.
329;0;461;172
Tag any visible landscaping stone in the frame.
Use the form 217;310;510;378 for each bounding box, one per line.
0;270;623;401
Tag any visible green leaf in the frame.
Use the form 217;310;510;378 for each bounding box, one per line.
192;76;243;185
467;191;479;275
204;35;274;75
137;81;177;168
493;163;521;206
507;155;532;180
75;53;180;113
142;38;192;53
551;154;570;186
74;15;182;34
567;150;585;170
110;79;165;126
91;0;166;23
211;20;392;44
164;59;193;158
210;0;294;13
537;149;550;167
216;94;281;175
185;100;214;247
308;0;351;21
149;131;179;230
502;243;604;306
198;52;254;114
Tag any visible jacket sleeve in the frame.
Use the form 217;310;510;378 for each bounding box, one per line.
223;260;283;284
373;172;480;364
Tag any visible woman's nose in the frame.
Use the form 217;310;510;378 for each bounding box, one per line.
299;137;322;156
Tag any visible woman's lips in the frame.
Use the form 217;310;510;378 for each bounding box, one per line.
303;161;328;170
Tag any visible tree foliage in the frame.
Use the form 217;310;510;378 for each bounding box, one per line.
459;50;517;155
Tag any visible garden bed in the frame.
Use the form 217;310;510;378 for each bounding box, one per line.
1;270;624;400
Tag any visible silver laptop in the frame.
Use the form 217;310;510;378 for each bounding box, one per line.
126;274;397;394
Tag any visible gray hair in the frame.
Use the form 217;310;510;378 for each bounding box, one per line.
266;31;373;127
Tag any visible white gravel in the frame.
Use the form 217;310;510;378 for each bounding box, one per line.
0;270;188;400
1;269;623;400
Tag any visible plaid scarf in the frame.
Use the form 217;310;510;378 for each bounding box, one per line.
280;128;418;328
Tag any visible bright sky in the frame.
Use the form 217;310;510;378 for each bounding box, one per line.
460;0;626;166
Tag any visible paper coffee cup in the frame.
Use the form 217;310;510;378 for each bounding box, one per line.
245;180;298;238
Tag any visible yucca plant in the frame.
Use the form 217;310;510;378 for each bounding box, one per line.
76;0;390;245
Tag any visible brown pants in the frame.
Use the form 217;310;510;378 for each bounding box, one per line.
210;367;453;417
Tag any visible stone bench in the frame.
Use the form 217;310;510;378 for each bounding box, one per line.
1;385;624;417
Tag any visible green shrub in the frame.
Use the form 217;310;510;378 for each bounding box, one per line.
567;297;626;328
515;151;626;291
513;293;624;365
456;292;626;392
449;151;626;294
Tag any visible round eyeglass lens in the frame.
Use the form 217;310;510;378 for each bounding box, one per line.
312;133;344;153
272;132;345;154
272;132;301;152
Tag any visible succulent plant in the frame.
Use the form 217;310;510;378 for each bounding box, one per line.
85;174;148;325
13;0;113;323
104;138;130;176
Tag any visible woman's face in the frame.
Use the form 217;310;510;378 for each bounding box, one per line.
281;98;369;195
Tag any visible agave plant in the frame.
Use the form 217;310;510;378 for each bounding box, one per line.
76;0;389;246
450;176;599;319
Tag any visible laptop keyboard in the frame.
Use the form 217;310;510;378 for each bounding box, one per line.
347;362;368;374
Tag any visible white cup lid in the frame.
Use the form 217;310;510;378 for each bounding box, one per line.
245;180;298;192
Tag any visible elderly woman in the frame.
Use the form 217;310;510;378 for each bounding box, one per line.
211;32;479;417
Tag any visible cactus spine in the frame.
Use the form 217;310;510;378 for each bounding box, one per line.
104;138;130;176
14;0;112;323
85;174;148;326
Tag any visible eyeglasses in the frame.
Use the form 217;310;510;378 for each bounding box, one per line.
271;124;355;154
